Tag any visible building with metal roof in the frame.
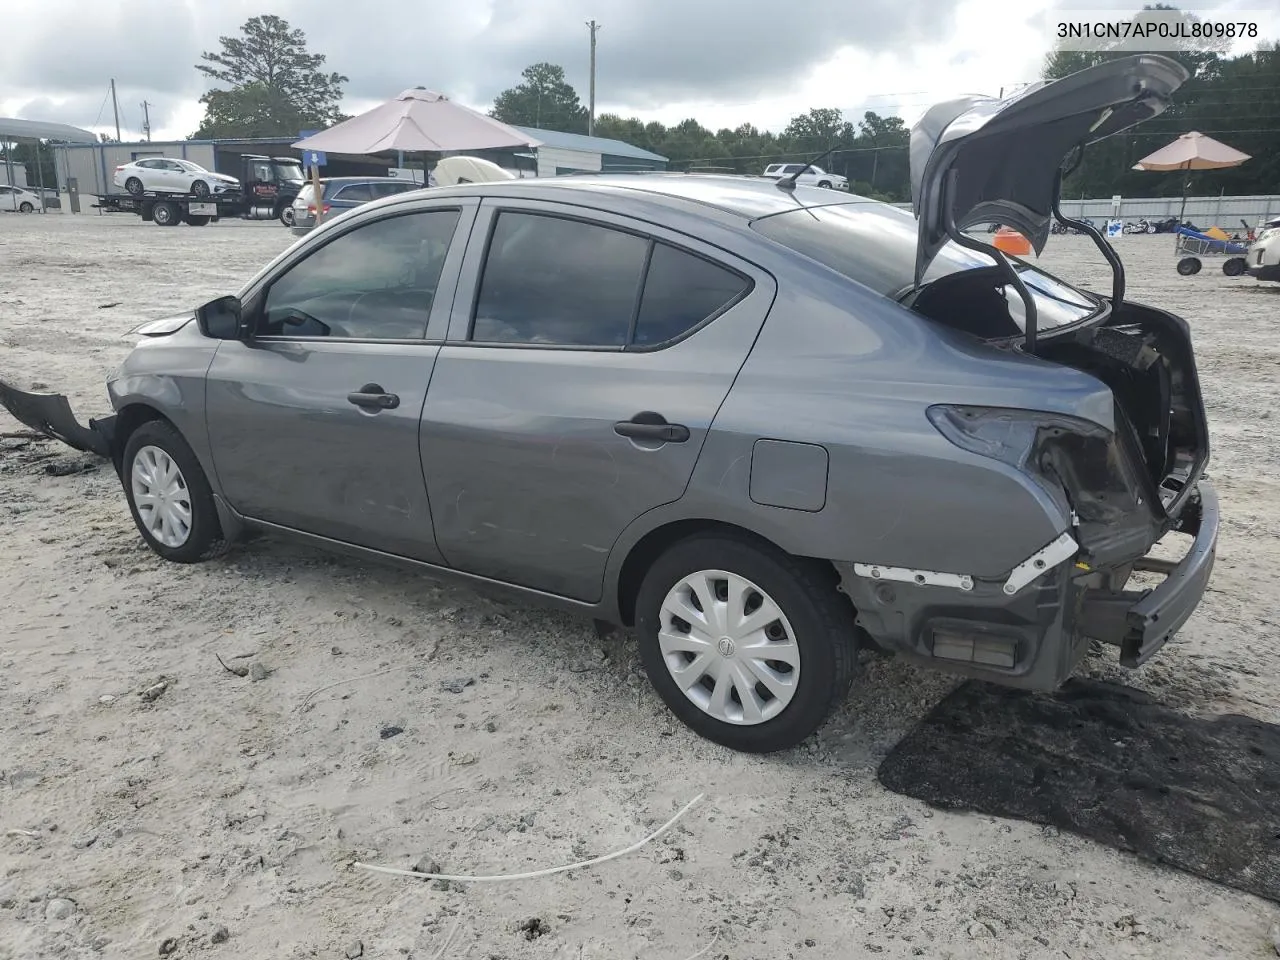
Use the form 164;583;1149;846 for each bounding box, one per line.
509;126;668;175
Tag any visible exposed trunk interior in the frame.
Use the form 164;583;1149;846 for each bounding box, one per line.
909;273;1211;543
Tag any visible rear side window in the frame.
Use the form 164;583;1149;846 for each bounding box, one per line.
471;211;750;348
371;181;415;198
335;183;374;202
633;244;750;346
472;212;648;345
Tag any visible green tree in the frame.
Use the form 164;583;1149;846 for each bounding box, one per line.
193;14;347;139
491;63;588;133
782;108;853;150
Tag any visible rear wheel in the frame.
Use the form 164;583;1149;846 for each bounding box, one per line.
121;420;227;563
125;177;144;196
152;201;179;226
635;535;857;753
1176;256;1202;276
184;214;210;226
279;205;296;226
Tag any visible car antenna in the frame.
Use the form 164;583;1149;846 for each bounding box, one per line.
775;143;843;192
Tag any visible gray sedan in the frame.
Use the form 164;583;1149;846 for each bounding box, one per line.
0;54;1218;753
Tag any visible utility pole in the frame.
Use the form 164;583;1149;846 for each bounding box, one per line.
109;78;121;141
586;19;600;137
141;101;151;141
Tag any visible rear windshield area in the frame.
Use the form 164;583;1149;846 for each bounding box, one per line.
749;201;1098;332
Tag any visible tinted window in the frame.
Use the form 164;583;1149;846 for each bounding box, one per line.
472;212;647;345
633;244;750;345
335;183;374;203
262;210;460;340
371;181;414;198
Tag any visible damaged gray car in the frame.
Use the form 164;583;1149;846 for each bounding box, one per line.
1;54;1217;753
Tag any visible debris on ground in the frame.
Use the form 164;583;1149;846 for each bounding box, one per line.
139;677;171;703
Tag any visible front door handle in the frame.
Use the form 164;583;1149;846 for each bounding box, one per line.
347;383;400;410
614;411;690;443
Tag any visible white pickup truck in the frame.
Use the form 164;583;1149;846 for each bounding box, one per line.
761;163;849;190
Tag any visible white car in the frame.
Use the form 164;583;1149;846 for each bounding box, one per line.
761;163;849;190
0;184;42;212
113;158;240;198
1247;215;1280;283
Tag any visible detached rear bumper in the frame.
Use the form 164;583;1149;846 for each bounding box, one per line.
0;378;117;459
1078;480;1218;667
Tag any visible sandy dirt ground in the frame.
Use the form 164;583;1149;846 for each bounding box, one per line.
2;210;1279;960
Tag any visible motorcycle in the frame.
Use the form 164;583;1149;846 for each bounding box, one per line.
1122;218;1156;235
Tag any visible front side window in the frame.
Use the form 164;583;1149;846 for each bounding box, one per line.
261;209;461;340
471;212;648;345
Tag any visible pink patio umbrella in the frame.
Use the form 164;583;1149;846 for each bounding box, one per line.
1132;131;1251;230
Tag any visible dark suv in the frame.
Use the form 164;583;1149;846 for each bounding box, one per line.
289;177;422;235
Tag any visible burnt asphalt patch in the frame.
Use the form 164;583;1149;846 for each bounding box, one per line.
878;677;1280;903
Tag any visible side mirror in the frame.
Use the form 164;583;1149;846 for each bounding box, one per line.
195;295;249;341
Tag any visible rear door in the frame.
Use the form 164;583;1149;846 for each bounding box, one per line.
204;197;477;561
419;199;777;601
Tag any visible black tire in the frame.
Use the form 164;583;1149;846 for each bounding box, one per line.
125;177;144;196
152;201;179;226
18;201;34;213
1176;256;1202;276
191;180;210;198
121;420;228;564
278;205;295;226
817;180;832;189
1223;257;1246;277
184;214;210;226
634;534;857;753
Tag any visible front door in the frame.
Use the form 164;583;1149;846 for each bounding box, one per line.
205;200;475;562
420;200;776;601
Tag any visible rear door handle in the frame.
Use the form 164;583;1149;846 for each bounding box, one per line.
614;412;690;443
347;383;400;410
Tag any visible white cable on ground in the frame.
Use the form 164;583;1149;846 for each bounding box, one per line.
681;930;721;960
298;667;400;709
354;793;704;883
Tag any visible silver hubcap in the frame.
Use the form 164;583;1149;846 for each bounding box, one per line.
658;569;800;725
131;445;192;548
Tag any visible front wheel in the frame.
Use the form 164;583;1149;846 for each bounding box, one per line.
191;180;210;198
1177;256;1202;276
279;205;296;226
18;201;34;213
1223;256;1247;277
817;180;832;189
635;535;857;753
122;420;228;563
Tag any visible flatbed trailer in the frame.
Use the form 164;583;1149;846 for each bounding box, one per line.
93;191;249;227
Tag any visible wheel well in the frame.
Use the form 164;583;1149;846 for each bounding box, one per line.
112;404;168;463
616;519;797;626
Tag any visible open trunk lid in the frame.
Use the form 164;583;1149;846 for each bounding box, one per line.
910;54;1189;285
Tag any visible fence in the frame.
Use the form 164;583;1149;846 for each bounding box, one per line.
888;194;1279;229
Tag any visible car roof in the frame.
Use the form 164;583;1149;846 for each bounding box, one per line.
418;173;872;221
319;176;413;186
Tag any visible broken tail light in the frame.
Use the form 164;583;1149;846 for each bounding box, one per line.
927;404;1161;566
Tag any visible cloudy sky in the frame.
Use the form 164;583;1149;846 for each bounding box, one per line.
2;0;1275;142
